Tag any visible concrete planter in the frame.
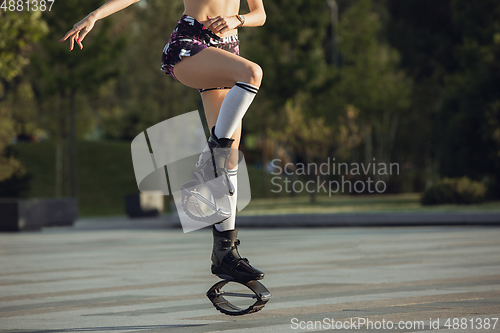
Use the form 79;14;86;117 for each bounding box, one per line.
0;198;78;232
124;192;164;218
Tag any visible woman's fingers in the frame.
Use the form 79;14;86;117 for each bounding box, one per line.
217;25;228;34
59;15;95;51
76;29;88;49
215;19;228;32
59;27;80;51
205;16;219;29
206;15;228;33
69;34;75;51
60;26;78;42
74;33;82;50
78;27;90;42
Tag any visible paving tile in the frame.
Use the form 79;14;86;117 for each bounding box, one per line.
0;225;499;332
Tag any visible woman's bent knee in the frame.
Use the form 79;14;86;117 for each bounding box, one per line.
240;62;263;87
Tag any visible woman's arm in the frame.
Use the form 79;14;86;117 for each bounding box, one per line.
60;0;140;51
240;0;266;27
206;0;266;35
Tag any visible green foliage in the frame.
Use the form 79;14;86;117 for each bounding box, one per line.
421;177;487;205
0;108;24;182
436;0;500;187
271;93;333;163
243;0;331;135
246;0;411;195
27;0;130;197
30;0;127;139
325;0;411;169
94;0;200;140
2;0;499;205
0;11;47;184
0;11;47;84
10;140;281;215
11;141;138;216
386;0;500;196
246;0;330;106
0;80;42;189
332;0;411;118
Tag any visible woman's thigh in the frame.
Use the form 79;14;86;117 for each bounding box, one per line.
201;89;241;169
173;47;262;89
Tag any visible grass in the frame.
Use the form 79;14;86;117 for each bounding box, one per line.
8;141;500;217
11;141;138;217
240;193;500;215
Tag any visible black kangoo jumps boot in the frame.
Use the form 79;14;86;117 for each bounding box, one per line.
211;226;265;282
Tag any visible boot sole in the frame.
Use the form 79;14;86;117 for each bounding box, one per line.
212;269;264;281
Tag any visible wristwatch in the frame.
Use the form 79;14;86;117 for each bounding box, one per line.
236;14;245;27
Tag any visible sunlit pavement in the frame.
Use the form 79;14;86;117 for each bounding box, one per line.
1;222;499;332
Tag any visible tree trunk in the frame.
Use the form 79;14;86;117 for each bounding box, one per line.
55;142;62;197
261;134;269;198
70;91;78;199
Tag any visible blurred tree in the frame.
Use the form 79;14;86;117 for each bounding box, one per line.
97;0;200;140
386;0;500;196
0;81;41;197
270;93;333;202
438;0;500;197
243;0;411;195
0;107;24;183
386;0;461;189
240;0;332;197
272;93;368;201
326;0;411;180
243;0;331;134
0;11;47;185
0;11;47;96
30;0;127;197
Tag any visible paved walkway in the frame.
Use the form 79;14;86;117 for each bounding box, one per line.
72;210;500;231
1;223;499;332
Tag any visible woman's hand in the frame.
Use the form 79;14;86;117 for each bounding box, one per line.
59;13;97;51
205;15;241;35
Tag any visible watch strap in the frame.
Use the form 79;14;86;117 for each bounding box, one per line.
236;14;245;27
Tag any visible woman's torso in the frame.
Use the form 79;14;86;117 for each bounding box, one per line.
183;0;241;37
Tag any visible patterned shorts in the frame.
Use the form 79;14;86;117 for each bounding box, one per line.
161;15;240;92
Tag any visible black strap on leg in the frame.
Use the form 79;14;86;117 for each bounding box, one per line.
209;146;219;178
199;87;232;93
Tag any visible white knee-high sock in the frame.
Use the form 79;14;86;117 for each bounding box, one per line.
215;167;238;231
214;82;259;139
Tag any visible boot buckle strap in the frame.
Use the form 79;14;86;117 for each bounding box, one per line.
215;239;239;249
228;257;249;271
216;239;232;249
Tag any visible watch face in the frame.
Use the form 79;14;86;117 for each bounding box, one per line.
237;15;244;26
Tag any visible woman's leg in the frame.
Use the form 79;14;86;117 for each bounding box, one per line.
174;47;261;140
173;47;262;89
179;49;265;281
201;89;242;167
201;89;241;232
